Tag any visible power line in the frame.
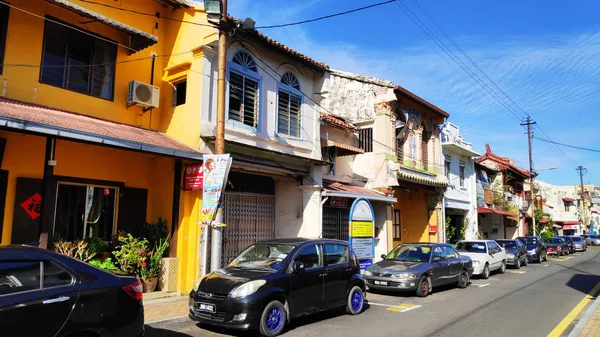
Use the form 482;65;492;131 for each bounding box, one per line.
537;138;600;154
78;0;216;27
255;0;395;29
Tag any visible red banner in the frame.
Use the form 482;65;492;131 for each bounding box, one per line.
184;164;204;190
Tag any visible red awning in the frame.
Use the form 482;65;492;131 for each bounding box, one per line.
562;198;576;202
322;179;396;203
477;206;518;218
539;217;549;224
557;220;579;225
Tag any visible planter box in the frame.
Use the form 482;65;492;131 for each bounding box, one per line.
158;257;178;292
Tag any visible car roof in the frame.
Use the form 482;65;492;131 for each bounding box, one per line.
400;242;450;246
458;239;492;243
257;238;349;245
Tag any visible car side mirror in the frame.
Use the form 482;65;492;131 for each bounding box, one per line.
292;261;305;273
381;254;387;259
432;256;442;262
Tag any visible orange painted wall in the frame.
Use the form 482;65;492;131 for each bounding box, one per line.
392;187;439;246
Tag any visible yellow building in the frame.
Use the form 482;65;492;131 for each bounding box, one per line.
0;0;215;293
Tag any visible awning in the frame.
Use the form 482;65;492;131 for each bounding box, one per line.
539;217;549;224
322;179;397;203
477;206;518;218
321;139;364;156
562;198;576;202
556;220;580;225
48;0;158;52
0;97;202;160
398;169;448;188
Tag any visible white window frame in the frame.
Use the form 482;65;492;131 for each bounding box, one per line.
276;72;303;139
459;160;466;187
226;51;262;131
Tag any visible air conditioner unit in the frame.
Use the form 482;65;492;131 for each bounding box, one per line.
127;80;160;109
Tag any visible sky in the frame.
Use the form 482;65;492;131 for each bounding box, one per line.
226;0;600;186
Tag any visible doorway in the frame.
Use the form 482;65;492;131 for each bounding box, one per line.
447;214;465;244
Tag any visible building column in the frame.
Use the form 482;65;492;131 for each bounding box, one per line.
39;137;56;249
299;165;323;238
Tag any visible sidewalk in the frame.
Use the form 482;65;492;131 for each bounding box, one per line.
144;295;190;326
568;293;600;337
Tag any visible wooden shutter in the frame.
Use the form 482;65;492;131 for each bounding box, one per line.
228;72;244;122
117;187;148;235
243;77;258;127
422;132;429;170
278;90;289;135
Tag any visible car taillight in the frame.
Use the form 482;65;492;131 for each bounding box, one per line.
557;246;562;251
123;279;143;301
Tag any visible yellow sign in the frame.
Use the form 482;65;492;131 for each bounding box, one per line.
350;221;374;237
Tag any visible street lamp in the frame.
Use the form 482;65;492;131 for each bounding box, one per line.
204;0;223;20
531;167;556;178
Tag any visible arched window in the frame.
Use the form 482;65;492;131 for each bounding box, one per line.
277;72;302;137
228;51;260;127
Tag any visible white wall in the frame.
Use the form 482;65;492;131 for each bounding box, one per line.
479;214;505;240
275;179;304;238
373;202;389;262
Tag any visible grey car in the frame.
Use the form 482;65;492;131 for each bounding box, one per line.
589;235;600;246
363;243;473;297
495;239;528;268
569;236;587;252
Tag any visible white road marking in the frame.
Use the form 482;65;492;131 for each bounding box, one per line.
508;270;527;274
475;283;490;288
400;305;422;312
543;264;549;267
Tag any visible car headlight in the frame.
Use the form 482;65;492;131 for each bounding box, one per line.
472;260;480;266
506;253;514;258
230;280;266;299
391;273;416;279
362;270;373;276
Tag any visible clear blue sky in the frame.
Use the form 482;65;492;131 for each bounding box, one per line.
228;0;600;186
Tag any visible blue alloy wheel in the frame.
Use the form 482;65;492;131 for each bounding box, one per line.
351;289;363;311
266;307;283;332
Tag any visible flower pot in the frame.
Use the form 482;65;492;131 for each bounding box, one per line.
141;277;158;293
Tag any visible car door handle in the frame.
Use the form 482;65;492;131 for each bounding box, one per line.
345;268;353;272
319;273;327;277
43;296;70;304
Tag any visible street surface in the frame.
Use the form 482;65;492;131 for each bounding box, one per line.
146;248;600;337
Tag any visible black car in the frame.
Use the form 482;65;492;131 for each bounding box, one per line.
544;237;569;256
363;243;473;297
557;236;575;254
517;236;547;263
0;245;144;337
495;239;528;268
189;238;365;336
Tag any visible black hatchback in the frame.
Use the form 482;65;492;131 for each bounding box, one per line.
189;238;365;336
0;245;145;337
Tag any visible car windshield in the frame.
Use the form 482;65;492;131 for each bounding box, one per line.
519;237;537;245
560;237;572;242
455;242;487;253
384;245;431;262
572;237;583;242
497;241;516;249
228;243;295;271
546;238;563;244
591;235;599;239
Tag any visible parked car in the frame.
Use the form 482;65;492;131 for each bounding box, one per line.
580;234;592;246
589;235;600;246
495;239;528;269
557;236;575;254
0;244;145;337
455;240;507;279
569;236;587;252
189;238;365;337
544;238;569;256
517;236;548;263
363;243;473;297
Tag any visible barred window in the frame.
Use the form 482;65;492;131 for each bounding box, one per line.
358;128;373;152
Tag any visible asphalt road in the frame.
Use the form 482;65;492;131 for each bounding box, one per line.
146;247;600;337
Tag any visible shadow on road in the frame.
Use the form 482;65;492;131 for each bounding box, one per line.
144;325;194;337
566;273;600;296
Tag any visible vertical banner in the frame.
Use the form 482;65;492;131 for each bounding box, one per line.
200;154;232;225
348;198;375;271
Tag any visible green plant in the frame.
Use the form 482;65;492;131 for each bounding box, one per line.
84;236;108;255
140;235;170;279
540;231;554;241
445;216;455;243
89;257;119;272
54;239;96;262
138;218;168;250
112;233;148;276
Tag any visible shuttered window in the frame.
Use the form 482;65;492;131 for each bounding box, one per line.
277;90;301;137
358;128;373;152
228;71;259;127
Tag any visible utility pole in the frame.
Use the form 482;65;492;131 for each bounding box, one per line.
577;166;587;231
211;0;228;272
521;116;537;236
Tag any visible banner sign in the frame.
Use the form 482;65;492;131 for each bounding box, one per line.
348;198;375;262
184;163;204;190
200;154;232;224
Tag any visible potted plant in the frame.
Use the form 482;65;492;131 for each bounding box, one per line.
112;232;148;278
139;235;169;293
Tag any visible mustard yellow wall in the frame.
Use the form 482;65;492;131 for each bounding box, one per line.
392;188;439;246
0;131;45;244
174;189;203;292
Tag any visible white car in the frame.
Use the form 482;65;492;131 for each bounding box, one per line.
455;240;507;279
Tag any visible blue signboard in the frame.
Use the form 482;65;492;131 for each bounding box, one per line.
348;198;375;267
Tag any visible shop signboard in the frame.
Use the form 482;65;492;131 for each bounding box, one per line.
330;197;348;207
348;198;374;269
184;163;204;190
200;154;232;225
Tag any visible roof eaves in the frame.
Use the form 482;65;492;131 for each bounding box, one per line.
393;85;449;118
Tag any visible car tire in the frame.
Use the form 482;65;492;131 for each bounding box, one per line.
259;300;287;337
499;260;506;274
523;256;528;266
416;275;430;297
482;264;490;279
543;253;548;262
346;285;364;315
515;257;521;269
457;269;469;289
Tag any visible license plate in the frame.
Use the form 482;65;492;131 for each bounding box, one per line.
198;302;216;313
374;280;388;286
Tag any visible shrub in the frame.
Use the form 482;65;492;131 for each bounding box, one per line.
139;235;170;279
541;231;554;241
84;236;109;255
137;218;167;251
54;239;96;262
89;258;119;272
112;233;148;276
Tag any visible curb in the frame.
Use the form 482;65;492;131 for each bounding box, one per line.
146;316;192;329
567;294;600;337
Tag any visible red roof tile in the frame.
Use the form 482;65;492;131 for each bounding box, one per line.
321;139;364;156
323;179;383;197
0;97;199;156
475;144;530;179
477;206;518;217
320;112;358;131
